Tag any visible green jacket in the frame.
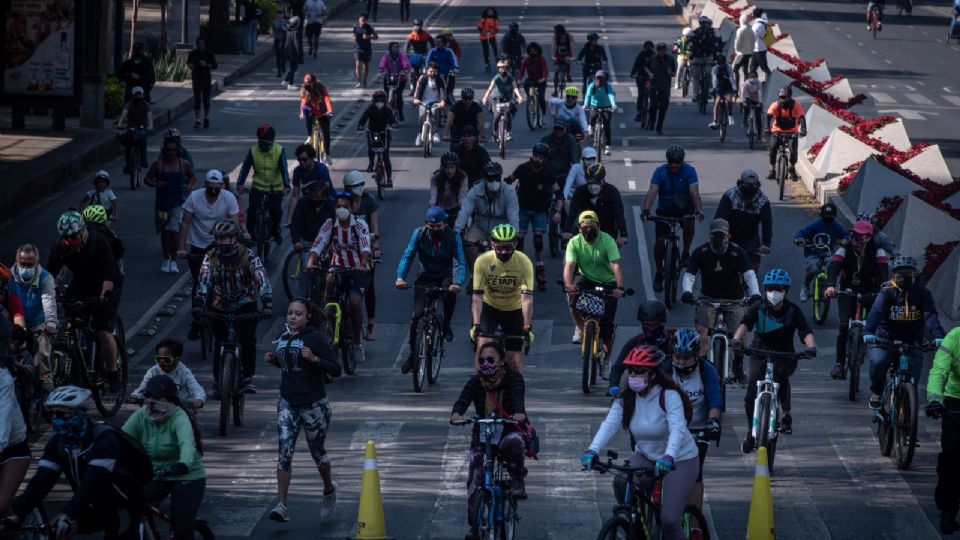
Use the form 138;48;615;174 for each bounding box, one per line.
122;405;205;481
927;326;960;402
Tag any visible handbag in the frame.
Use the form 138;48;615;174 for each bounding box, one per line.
487;390;540;460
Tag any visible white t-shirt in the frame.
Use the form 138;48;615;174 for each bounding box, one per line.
751;18;768;52
303;0;327;25
86;188;118;216
181;188;240;248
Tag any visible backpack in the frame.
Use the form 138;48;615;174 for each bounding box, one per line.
774;100;797;130
658;387;693;424
760;21;776;47
60;424;154;484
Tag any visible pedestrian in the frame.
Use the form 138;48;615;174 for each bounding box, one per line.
186;37;218;129
399;0;411;22
242;0;263;55
476;7;500;72
353;13;378;88
118;41;156;103
284;16;302;89
303;0;327;58
733;12;755;88
79;170;119;222
145;137;197;274
272;9;288;77
750;8;772;79
645;42;677;135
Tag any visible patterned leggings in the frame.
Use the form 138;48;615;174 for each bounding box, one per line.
277;397;332;471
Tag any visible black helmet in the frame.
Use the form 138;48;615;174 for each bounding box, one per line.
509;22;519;30
820;202;837;218
666;144;685;164
461;87;475;99
532;142;550;157
778;85;793;98
441;151;460;166
482;161;504;179
637;300;668;323
587;32;599;40
413;18;424;26
256;123;276;140
643;40;655;49
144;374;179;402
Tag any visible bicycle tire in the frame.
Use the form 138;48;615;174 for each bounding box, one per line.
340;313;357;375
200;317;213;362
375;161;386;201
747;109;755;149
663;240;676;309
766;435;778;474
470;492;495;540
698;81;708;115
548;223;560;258
256;217;271;263
499;123;506;159
21;506;51;540
129;149;140;191
422;121;431;158
526;94;537;130
893;381;918;469
682;503;711;540
711;337;728;411
847;326;863;401
681;67;691;98
218;351;236;436
93;323;128;417
878;388;894;456
281;250;302;301
812;273;829;324
595;514;633;539
413;318;429;393
193;519;216;540
582;321;598;394
233;390;245;427
757;392;772;450
427;315;443;384
594;122;605;162
719;103;728;143
776;154;787;201
499;496;519;540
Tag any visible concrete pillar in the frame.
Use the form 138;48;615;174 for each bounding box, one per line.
168;0;202;49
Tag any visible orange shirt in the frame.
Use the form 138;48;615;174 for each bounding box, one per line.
766;99;804;134
477;17;499;40
300;92;333;116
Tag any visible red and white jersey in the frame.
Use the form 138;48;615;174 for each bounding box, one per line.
310;216;372;269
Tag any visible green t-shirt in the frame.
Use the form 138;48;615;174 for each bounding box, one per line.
565;231;620;284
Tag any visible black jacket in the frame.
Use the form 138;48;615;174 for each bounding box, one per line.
452;370;526;442
453;142;491;186
358;104;397;132
714;186;772;249
566;183;628;239
826;241;890;293
118;56;156;94
290;197;335;245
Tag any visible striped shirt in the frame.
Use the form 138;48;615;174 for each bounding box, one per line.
310;216;372;269
196;247;272;311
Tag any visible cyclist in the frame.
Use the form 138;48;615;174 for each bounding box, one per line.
563;210;625;366
583;70;617;155
450;341;529;511
793;202;847;303
265;298;342;523
290;179;336;298
145;136;197;275
288;143;333;226
673;27;693;90
412;61;447;147
455;161;519;272
80;170;119;222
629;41;656;124
857;211;899;257
681;218;761;384
708;53;736;130
471;224;535;373
357;89;399;187
237;124;291;245
541;120;579;187
452;125;491;186
4;386;146;539
352;12;378;88
519;42;548;118
925;325;960;535
430;152;469;226
501;22;527;71
551;25;575;97
825;219;888;380
645;42;677;135
641;145;704;291
608;300;674;389
396;206;466;373
129;339;205;409
739;69;763;135
566;163;628;247
733;13;755;88
195;218;272;397
864;256;945;410
425;35;460;99
867;0;885;30
306;191;372;365
442;27;461;58
765;85;807;181
750;8;772;78
299;74;334;159
0;337;28;519
476;7;500;71
377;42;410;115
952;0;960;40
116;85;153;175
445;87;485;145
405;19;434;82
689;16;721;103
563;146;597;199
47;211;122;390
482;58;525;143
9;244;57;384
80;205;125;278
507;143;561;290
713;169;772;271
344;170;381;341
734;269;817;449
576;32;607;96
153;127;195;170
582;345;699;540
122;374;205;540
552;86;590;145
0;264;25;335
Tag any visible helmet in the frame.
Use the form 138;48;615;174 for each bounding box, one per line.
163;127;181;141
441;151;460;166
778;86;793;98
212;218;240;238
671;329;702;356
93;170;110;183
698;15;712;26
666;144;685;164
820;202;838;218
509;22;519;30
45;385;92;410
442;27;454;35
496;59;511;69
344;169;365;187
81;205;108;225
762;268;792;286
682;27;693;36
585;162;606;182
587;32;599;40
461;87;475;99
256;123;276;140
581;146;598;162
643;40;655;49
623;345;664;368
57;210;85;237
482;161;503;179
564;86;580;98
372;89;387;101
891;255;918;273
490;223;518;242
595;69;607;79
856;212;876;224
637;300;668;323
532;142;550;157
413;18;423;25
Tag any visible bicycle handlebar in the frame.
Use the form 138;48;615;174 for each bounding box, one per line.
646;215;696;225
694;297;748;308
198;311;267;323
742;347;810;360
871;337;936;352
835;289;878;300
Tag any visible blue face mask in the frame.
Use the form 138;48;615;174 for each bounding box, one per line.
51;412;88;447
16;266;37;282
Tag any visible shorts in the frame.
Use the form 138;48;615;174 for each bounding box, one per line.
354;49;372;63
694;297;744;335
654;207;694;237
337;270;369;297
518;210;548;233
715;83;735;97
478;303;525;351
0;440;31;465
305;23;323;37
804;255;824;273
156;205;184;233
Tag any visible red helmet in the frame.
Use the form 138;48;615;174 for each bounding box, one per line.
623;345;664;369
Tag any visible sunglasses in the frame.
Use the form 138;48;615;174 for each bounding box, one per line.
297;156;310;163
155;355;177;367
479;355;499;365
627;367;653;376
48;409;76;420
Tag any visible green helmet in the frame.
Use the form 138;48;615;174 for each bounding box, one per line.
81;205;108;225
490;223;517;242
57;210;85;237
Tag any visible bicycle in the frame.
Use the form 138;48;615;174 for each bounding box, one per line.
141;473;216;540
51;294;129;417
715;94;732;143
743;101;762;150
367;127;395;201
588;106;614;162
119;126;144;190
646;215;694;309
872;338;935;470
199;310;263;436
322;268;364;375
741;346;810;472
835;289;877;401
567;282;634;394
589;450;710;540
771;133;798;201
554;59;571;93
547;194;565;258
451;415;522;540
525;83;544;130
492;97;513;159
869;4;881;39
1;506;51;539
252;191;275;263
387;74;406;122
677;60;691;98
400;284;447;392
896;0;912;16
418;102;440;158
310;114;331;166
695;298;748;410
795;233;833;324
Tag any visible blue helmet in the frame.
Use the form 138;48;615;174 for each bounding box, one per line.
671;329;701;356
762;268;792;286
425;206;448;224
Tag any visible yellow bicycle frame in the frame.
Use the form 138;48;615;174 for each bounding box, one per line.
325;302;342;346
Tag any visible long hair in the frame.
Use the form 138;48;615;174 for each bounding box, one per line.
620;368;693;430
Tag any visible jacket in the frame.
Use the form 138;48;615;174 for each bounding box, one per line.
714;186;772;248
477;17;499;40
122;406;205;481
751;18;769;52
301;89;333;116
501;31;526;57
865;283;945;342
118;56;156;92
130;362;206;404
539;132;579;181
567;183;628;239
290;197;335;245
690;26;721;58
358;104;397;132
453;142;491;185
454;182;520;233
734;21;756;58
196;247;272;311
927;326;960;401
793;219;847;257
379;52;411;75
8;266;58;330
827;241;889;292
425;47;458;75
452;371;526;443
584;81;617;109
273;325;341;404
396;226;466;285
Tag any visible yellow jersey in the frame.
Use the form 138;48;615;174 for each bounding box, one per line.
472;250;535;311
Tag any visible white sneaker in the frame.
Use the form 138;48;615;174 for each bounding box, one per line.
287;84;299;91
432;133;440;143
572;326;583;344
728;115;735;126
603;146;611;156
799;285;809;303
414;134;422;146
160;259;171;273
304;137;311;144
269;501;289;522
352;345;365;363
321;481;338;518
168;260;180;274
599;354;610;379
505;132;513;142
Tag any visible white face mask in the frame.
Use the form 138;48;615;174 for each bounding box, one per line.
375;102;385;109
335;207;351;221
766;290;785;305
349;184;364;197
486;180;502;192
587;184;601;195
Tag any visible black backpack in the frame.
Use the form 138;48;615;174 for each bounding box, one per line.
60;424;155;484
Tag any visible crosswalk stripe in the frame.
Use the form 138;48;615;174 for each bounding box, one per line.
942;95;960;106
905;93;935;105
868;92;896;104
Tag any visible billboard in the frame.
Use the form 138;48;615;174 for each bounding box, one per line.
1;0;81;104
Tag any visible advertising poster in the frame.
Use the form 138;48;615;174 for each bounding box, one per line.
3;0;76;98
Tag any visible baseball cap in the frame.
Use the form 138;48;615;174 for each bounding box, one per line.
94;170;110;180
131;86;145;95
709;218;730;234
578;210;599;224
205;169;224;183
426;206;448;224
852;220;874;235
739;169;761;185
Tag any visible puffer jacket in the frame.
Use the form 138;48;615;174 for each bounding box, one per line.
453;182;519;233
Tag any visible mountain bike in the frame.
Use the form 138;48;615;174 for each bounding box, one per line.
588;106;614;162
795;234;833;324
678;60;691;98
525;83;544;130
589;450;710;540
323;268;363;375
835;289;877;401
869;4;881;39
873;338;934;470
492;98;513;159
310;114;331;166
253;191;274;263
387;74;406;122
452;416;522;540
366;127;395;201
647;215;694;309
696;298;747;410
419;102;440;158
568;283;634;394
741;347;810;472
1;506;51;538
200;310;263;436
401;284;448;393
771;133;798;201
744;101;762;150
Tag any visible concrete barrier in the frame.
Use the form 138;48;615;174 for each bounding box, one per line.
840;157;920;216
770;35;799;57
766;51;795;73
812;128;876;179
804;62;832;83
824;78;855;101
900;145;954;185
928;245;960;321
701;2;726;26
882;194;960;261
800;104;851;152
871;119;912;152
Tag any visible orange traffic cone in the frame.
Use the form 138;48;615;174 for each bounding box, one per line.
350;440;394;540
746;446;775;539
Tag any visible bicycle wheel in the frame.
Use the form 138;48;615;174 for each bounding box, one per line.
200;316;213;362
218;351;236;436
812;273;830;324
595;514;632;539
192;519;216;540
498;120;506;159
847;326;863;401
375;161;386;201
756;392;772;450
681;67;691;98
129;149;140;190
719;103;728;143
893;381;918;469
877;389;894;456
663;241;676;309
93;324;128;417
470;492;494;540
21;506;50;540
340;316;358;375
422;121;431;158
427;315;444;384
711;337;727;410
281;250;302;301
499;496;519;540
581;321;598;394
698;83;708;115
594;123;605;162
548;223;560;258
413;318;429;392
526;93;537;130
256;217;271;263
233;388;245;427
682;503;711;540
776;154;787;201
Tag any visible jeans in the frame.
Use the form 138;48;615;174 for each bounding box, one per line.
868;344;923;396
192;80;212;114
399;0;411;20
285;58;299;85
247;187;284;242
297;251;322;299
613;453;698;540
243;20;259;54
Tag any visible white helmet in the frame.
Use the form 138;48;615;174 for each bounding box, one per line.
682;27;693;37
45;385;92;410
582;147;598;163
343;169;365;187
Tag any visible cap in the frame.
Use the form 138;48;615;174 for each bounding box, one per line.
709;218;730;234
739;169;761;185
852;220;874;235
131;86;145;95
205;169;224;183
553;120;567;129
578;210;599;224
94;170;110;180
425;206;448;224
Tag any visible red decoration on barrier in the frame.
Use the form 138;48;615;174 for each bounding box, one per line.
808;135;829;159
922;240;960;279
873;196;904;229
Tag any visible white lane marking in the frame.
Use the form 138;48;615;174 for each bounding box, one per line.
868;92;896;103
884;59;893;64
904;85;916;91
845;34;853;39
632;205;656;300
870;49;878;55
624;158;632;167
619;123;626;129
349;422;404;450
857;41;864;46
629;86;638;97
603;43;619;83
942;95;960;106
905;93;935;105
628;180;637;190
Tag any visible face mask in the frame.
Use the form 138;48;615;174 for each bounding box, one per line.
147;399;173;423
375;102;385;109
335;207;351;221
643;323;666;345
709;235;728;254
587;184;601;195
895;274;915;290
582;227;598;242
822;217;834;226
739;184;757;198
349;184;364;197
627;375;648;393
486;180;502;193
583;158;597;169
15;266;37;282
478;360;502;378
673;363;697;376
216;242;239;258
430;228;445;239
495;249;514;262
205;187;221;198
62;236;83;250
766;290;785;305
498;70;508;76
51;412;87;447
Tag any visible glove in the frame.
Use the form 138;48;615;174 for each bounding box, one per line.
607;386;620;397
793;237;804;246
706;418;722;441
640;209;651;221
800;129;808;138
580;450;598;470
524;325;535;344
926;400;945;419
935;338;945;348
654;454;674;477
749;294;763;305
469;324;480;344
681;291;695;305
730;339;743;352
863;334;877;345
804;346;817;358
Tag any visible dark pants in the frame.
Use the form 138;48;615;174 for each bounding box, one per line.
733;54;751;88
936;397;960;516
480;37;498;65
187;244;211;291
408;276;456;349
648;86;671;132
285;57;299;85
121;127;148;169
367;131;393;178
750;50;771;77
192;80;212;115
589;108;613;147
365;265;377;320
75;493;145;539
274;38;286;74
366;0;379;19
212;303;259;380
143;477;206;540
635;79;649;113
305;112;332;157
868;344;923;396
744;355;798;427
247;188;284;241
835;295;875;366
769;133;799;166
399;0;411;20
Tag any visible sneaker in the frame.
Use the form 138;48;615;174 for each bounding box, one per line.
432;133;440;143
304;137;312;144
415;134;422;146
728;115;735;126
741;434;755;453
799;285;809;303
321;481;338;518
287;84;299;91
603;146;611;156
187;322;202;341
443;325;454;342
366;163;375;173
780;414;793;434
766;170;776;180
571;327;583;344
709;121;718;129
240;377;257;394
269;502;289;522
401;354;414;374
208;385;220;401
869;394;882;410
194;119;202;128
830;362;846;380
505;132;513;142
168;260;180;274
653;272;664;293
352;345;365;364
160;259;171;274
354;82;362;88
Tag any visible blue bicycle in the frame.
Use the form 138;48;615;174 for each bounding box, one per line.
872;337;934;470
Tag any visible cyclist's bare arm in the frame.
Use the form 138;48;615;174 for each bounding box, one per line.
521;293;534;326
642;184;660;213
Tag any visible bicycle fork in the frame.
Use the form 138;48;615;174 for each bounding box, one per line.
751;380;780;442
707;333;729;383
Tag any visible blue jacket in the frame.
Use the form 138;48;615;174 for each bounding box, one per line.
8;267;57;330
865;283;945;342
396;227;466;286
425;47;458;75
793;219;848;257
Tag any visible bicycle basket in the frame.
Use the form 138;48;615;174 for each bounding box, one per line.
575;292;606;318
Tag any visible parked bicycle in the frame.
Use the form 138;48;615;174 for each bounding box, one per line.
873;337;935;470
796;233;833;324
567;282;635;394
200;310;263;436
835;289;877;401
646;215;694;308
771;133;798;201
696;298;748;409
400;284;448;393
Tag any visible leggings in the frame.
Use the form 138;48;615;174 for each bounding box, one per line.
480;37;498;65
614;453;698;540
192;81;212;114
143;477;206;540
277;397;332;471
936;397;960;515
305;112;333;158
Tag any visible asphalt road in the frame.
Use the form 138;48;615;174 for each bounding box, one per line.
5;0;957;538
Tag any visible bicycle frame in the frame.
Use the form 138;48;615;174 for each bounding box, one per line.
455;416;520;537
751;358;780;444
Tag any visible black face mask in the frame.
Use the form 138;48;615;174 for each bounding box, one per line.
430;228;445;239
217;242;240;259
258;142;272;152
709;235;728;254
739;184;758;198
822;217;834;226
673;363;697;376
495;249;514;262
581;227;598;242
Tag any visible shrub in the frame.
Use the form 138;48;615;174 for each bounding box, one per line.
104;76;125;117
257;0;280;35
154;53;189;82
